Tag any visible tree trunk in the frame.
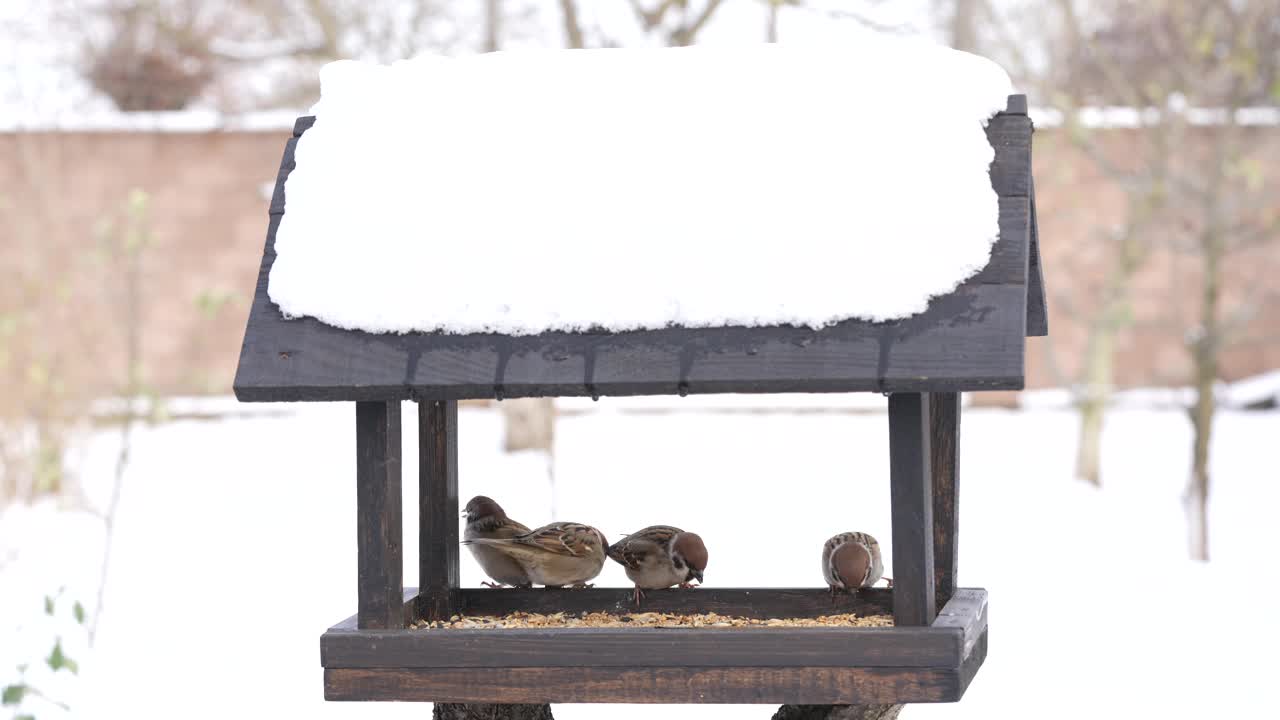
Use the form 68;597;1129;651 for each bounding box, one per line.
1186;348;1215;563
948;0;980;52
501;397;558;516
433;704;553;720
501;398;556;454
1074;317;1116;487
1185;239;1222;563
483;0;502;52
773;704;903;720
557;0;585;48
1070;195;1154;487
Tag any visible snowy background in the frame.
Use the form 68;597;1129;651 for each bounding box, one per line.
3;1;1278;719
2;396;1277;719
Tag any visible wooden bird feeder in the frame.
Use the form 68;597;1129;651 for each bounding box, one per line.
234;94;1043;706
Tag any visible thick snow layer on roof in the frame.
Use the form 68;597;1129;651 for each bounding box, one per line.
269;42;1013;335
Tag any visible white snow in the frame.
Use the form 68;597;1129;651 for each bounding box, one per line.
0;110;300;133
2;398;1277;719
267;42;1014;335
1224;370;1280;409
1028;105;1280;129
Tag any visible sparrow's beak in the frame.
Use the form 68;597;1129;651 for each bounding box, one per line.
691;569;704;584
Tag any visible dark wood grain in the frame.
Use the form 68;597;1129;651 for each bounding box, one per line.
356;401;403;629
456;587;892;619
955;629;989;698
235;282;1029;401
294;115;316;136
968;197;1030;286
323;626;963;670
322;589;989;704
929;393;960;610
1026;180;1049;336
772;703;902;720
888;393;936;626
233;103;1036;403
434;704;553;720
418;400;459;621
985;114;1033;198
324;666;967;704
330;588;424;632
931;589;987;658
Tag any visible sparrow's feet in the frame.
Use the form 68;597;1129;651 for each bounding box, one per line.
678;582;700;589
884;577;894;588
632;586;645;607
481;581;508;589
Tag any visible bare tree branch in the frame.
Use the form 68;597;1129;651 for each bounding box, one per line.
669;0;725;46
558;0;585;48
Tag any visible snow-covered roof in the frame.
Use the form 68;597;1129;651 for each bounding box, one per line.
235;45;1040;403
268;43;1014;336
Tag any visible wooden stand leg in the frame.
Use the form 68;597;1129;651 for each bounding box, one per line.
888;392;936;626
356;401;403;630
419;399;460;622
930;392;961;610
433;704;555;720
772;704;903;720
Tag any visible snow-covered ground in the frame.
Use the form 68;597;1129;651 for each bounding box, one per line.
2;398;1276;719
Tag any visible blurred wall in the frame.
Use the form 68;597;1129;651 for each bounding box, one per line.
1;126;1277;399
1030;127;1280;390
0;129;288;397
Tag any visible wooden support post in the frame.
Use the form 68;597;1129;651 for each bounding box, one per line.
419;399;460;622
888;392;936;626
356;401;403;630
434;704;554;720
773;704;902;720
930;392;961;611
421;400;549;717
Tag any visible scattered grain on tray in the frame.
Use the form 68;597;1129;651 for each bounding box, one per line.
411;611;893;630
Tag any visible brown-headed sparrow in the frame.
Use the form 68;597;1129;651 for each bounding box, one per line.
607;525;708;606
462;495;533;588
822;531;891;595
462;521;608;588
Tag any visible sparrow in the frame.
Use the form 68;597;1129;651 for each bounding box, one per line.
607;525;708;606
822;531;891;596
462;521;608;588
462;495;533;588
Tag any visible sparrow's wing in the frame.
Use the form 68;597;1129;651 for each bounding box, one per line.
517;522;602;558
608;526;679;570
490;518;533;539
823;532;855;555
847;531;879;548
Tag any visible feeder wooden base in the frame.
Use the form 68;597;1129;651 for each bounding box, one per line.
322;588;987;704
